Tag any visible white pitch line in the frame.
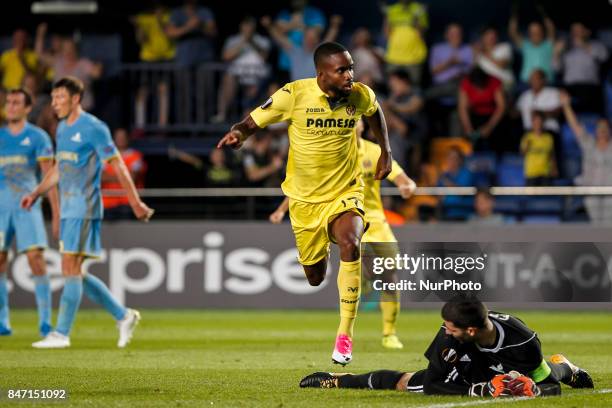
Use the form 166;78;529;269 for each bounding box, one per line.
417;389;612;408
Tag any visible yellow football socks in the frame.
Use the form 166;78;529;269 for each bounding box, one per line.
380;291;400;336
337;259;361;337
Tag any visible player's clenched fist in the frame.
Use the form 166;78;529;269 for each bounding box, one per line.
470;372;540;398
470;374;513;397
375;150;392;180
20;193;38;211
217;129;245;150
506;372;541;397
133;201;155;222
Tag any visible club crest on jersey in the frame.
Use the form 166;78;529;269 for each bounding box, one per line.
442;348;458;363
346;104;356;116
260;97;273;110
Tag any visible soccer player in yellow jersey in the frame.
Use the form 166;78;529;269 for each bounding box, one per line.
218;42;393;366
270;119;415;350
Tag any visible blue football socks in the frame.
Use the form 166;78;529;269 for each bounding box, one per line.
33;275;52;336
56;276;83;336
83;273;126;321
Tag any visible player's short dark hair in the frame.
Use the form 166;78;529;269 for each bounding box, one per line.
441;295;488;329
8;88;33;107
313;41;348;68
53;76;84;101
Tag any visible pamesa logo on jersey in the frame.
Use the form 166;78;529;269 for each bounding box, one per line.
306;118;357;128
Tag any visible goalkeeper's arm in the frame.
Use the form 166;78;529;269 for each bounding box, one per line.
421;363;471;395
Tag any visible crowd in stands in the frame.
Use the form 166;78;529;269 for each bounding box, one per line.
1;0;612;222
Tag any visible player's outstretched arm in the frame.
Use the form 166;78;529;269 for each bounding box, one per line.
39;159;61;239
364;106;393;180
269;197;289;224
393;172;417;199
217;115;260;150
108;157;154;222
21;162;60;211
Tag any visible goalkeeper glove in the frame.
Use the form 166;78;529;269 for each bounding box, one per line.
469;374;514;397
506;371;541;397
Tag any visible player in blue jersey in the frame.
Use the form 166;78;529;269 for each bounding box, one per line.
0;88;59;337
22;77;154;349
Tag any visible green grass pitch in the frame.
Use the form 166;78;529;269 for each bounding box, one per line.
0;309;610;407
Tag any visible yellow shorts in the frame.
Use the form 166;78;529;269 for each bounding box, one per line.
362;218;397;243
289;188;365;265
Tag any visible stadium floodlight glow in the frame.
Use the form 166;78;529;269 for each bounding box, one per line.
31;1;98;14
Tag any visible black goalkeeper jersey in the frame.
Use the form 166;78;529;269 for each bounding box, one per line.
421;311;551;395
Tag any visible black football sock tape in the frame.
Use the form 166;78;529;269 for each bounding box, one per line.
338;370;405;390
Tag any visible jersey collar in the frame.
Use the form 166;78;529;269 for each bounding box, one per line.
315;82;350;111
476;319;505;353
6;121;29;137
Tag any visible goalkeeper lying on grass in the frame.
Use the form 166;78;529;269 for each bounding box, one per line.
301;295;593;398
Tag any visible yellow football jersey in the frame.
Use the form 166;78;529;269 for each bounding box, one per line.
358;138;403;223
250;78;379;203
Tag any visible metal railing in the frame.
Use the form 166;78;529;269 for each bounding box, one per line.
102;186;612;197
99;186;612;220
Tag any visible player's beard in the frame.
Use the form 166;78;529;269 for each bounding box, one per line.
331;84;352;99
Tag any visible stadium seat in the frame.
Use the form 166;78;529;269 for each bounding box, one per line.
494;196;523;215
563;157;582;181
523;197;563;215
521;215;562;224
577;114;600;131
496;154;525;186
561;124;583;158
466;152;496;187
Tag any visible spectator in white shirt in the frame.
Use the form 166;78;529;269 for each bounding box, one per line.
516;69;561;133
475;26;514;89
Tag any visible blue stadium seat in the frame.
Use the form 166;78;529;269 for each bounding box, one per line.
521;215;562;224
560;116;598;179
466;152;496;187
467;152;496;173
563;156;582;181
496;154;525;186
577;114;600;132
494;196;523;215
561;123;582;158
523;197;563;215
